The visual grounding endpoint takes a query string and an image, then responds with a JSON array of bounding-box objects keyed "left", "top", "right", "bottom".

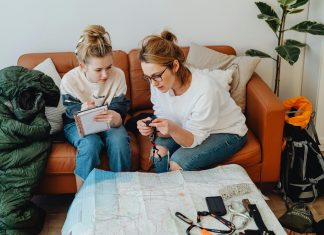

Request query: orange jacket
[{"left": 283, "top": 96, "right": 312, "bottom": 129}]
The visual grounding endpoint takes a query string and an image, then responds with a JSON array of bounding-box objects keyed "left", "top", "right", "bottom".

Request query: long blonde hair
[
  {"left": 139, "top": 31, "right": 190, "bottom": 85},
  {"left": 75, "top": 25, "right": 112, "bottom": 64}
]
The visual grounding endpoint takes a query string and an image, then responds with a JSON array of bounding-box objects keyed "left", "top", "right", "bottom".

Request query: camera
[{"left": 144, "top": 115, "right": 156, "bottom": 127}]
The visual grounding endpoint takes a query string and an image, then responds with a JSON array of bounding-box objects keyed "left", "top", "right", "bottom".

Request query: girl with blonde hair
[{"left": 61, "top": 25, "right": 131, "bottom": 191}]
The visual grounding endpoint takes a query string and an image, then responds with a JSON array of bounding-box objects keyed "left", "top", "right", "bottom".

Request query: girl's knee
[
  {"left": 78, "top": 136, "right": 103, "bottom": 153},
  {"left": 106, "top": 127, "right": 129, "bottom": 145},
  {"left": 109, "top": 126, "right": 127, "bottom": 136}
]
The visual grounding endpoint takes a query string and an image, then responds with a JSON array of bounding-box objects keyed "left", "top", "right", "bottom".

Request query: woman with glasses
[
  {"left": 60, "top": 25, "right": 131, "bottom": 191},
  {"left": 137, "top": 31, "right": 248, "bottom": 173}
]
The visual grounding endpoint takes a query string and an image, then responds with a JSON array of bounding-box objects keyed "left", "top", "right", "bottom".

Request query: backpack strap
[
  {"left": 309, "top": 148, "right": 324, "bottom": 184},
  {"left": 308, "top": 143, "right": 324, "bottom": 172},
  {"left": 308, "top": 113, "right": 321, "bottom": 146},
  {"left": 289, "top": 182, "right": 318, "bottom": 202},
  {"left": 282, "top": 137, "right": 293, "bottom": 200},
  {"left": 310, "top": 175, "right": 324, "bottom": 184},
  {"left": 293, "top": 141, "right": 308, "bottom": 180},
  {"left": 299, "top": 189, "right": 318, "bottom": 201}
]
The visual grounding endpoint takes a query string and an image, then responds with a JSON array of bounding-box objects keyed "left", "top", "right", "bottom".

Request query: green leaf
[
  {"left": 285, "top": 39, "right": 306, "bottom": 47},
  {"left": 278, "top": 0, "right": 297, "bottom": 6},
  {"left": 257, "top": 14, "right": 280, "bottom": 23},
  {"left": 245, "top": 49, "right": 272, "bottom": 58},
  {"left": 246, "top": 49, "right": 273, "bottom": 58},
  {"left": 289, "top": 0, "right": 309, "bottom": 9},
  {"left": 255, "top": 2, "right": 280, "bottom": 33},
  {"left": 275, "top": 45, "right": 300, "bottom": 65},
  {"left": 288, "top": 8, "right": 304, "bottom": 14},
  {"left": 290, "top": 21, "right": 324, "bottom": 35}
]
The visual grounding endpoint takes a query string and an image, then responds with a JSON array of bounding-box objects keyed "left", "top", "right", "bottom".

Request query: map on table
[{"left": 62, "top": 164, "right": 286, "bottom": 235}]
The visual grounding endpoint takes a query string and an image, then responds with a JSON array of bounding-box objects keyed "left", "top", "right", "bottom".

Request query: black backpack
[{"left": 278, "top": 118, "right": 324, "bottom": 203}]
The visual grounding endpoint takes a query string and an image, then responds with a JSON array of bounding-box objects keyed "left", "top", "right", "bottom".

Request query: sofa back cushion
[
  {"left": 128, "top": 46, "right": 236, "bottom": 113},
  {"left": 17, "top": 51, "right": 131, "bottom": 98},
  {"left": 18, "top": 52, "right": 79, "bottom": 77}
]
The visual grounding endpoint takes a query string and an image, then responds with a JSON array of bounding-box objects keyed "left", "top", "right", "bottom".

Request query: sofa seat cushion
[
  {"left": 46, "top": 143, "right": 77, "bottom": 174},
  {"left": 222, "top": 130, "right": 260, "bottom": 166},
  {"left": 137, "top": 129, "right": 260, "bottom": 171},
  {"left": 45, "top": 131, "right": 139, "bottom": 175}
]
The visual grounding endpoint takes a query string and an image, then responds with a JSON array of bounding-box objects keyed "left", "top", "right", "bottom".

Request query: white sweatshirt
[
  {"left": 60, "top": 66, "right": 126, "bottom": 106},
  {"left": 151, "top": 69, "right": 248, "bottom": 148}
]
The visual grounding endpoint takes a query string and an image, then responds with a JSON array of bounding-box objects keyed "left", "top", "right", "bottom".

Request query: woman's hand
[
  {"left": 81, "top": 100, "right": 96, "bottom": 111},
  {"left": 137, "top": 117, "right": 154, "bottom": 136},
  {"left": 150, "top": 118, "right": 194, "bottom": 147},
  {"left": 94, "top": 109, "right": 122, "bottom": 127},
  {"left": 149, "top": 118, "right": 176, "bottom": 136}
]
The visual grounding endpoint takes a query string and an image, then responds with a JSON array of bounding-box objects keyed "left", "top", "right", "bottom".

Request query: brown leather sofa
[{"left": 17, "top": 46, "right": 285, "bottom": 194}]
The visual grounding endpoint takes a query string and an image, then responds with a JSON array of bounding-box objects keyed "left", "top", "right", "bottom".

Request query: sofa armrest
[{"left": 245, "top": 73, "right": 285, "bottom": 182}]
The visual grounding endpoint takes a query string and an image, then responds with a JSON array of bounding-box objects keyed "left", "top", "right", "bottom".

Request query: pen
[{"left": 65, "top": 100, "right": 81, "bottom": 104}]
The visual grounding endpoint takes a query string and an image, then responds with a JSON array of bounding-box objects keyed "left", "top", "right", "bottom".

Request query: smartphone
[{"left": 205, "top": 196, "right": 227, "bottom": 216}]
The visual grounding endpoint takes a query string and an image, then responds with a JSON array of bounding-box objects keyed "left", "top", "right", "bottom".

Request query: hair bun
[
  {"left": 161, "top": 31, "right": 177, "bottom": 43},
  {"left": 75, "top": 24, "right": 112, "bottom": 63},
  {"left": 90, "top": 32, "right": 99, "bottom": 37},
  {"left": 84, "top": 25, "right": 106, "bottom": 39}
]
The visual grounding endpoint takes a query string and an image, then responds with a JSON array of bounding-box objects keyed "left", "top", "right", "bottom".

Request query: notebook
[{"left": 74, "top": 105, "right": 110, "bottom": 137}]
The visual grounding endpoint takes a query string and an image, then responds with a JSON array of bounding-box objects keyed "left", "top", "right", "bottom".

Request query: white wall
[
  {"left": 302, "top": 0, "right": 324, "bottom": 149},
  {"left": 0, "top": 0, "right": 309, "bottom": 98}
]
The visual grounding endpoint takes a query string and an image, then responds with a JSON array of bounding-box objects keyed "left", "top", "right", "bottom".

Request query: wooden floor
[
  {"left": 32, "top": 185, "right": 324, "bottom": 235},
  {"left": 260, "top": 185, "right": 324, "bottom": 235},
  {"left": 32, "top": 194, "right": 73, "bottom": 235}
]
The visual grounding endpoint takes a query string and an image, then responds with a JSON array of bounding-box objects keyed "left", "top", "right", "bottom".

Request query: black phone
[{"left": 205, "top": 196, "right": 227, "bottom": 216}]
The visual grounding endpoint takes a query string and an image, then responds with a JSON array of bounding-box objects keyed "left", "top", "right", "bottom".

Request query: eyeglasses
[{"left": 142, "top": 67, "right": 168, "bottom": 83}]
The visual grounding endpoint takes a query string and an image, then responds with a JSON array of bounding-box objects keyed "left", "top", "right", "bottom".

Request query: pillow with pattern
[{"left": 187, "top": 42, "right": 260, "bottom": 113}]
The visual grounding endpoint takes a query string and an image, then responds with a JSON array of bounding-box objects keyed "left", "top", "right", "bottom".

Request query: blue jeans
[
  {"left": 64, "top": 122, "right": 131, "bottom": 181},
  {"left": 151, "top": 133, "right": 247, "bottom": 173}
]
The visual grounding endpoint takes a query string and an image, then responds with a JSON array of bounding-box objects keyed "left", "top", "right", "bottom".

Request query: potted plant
[{"left": 246, "top": 0, "right": 324, "bottom": 96}]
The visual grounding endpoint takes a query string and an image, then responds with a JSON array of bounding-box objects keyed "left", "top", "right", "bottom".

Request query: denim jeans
[
  {"left": 64, "top": 122, "right": 131, "bottom": 181},
  {"left": 151, "top": 133, "right": 247, "bottom": 173}
]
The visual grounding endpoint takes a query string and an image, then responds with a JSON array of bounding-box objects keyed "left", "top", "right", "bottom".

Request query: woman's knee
[
  {"left": 169, "top": 161, "right": 182, "bottom": 171},
  {"left": 154, "top": 145, "right": 169, "bottom": 157},
  {"left": 170, "top": 151, "right": 197, "bottom": 171}
]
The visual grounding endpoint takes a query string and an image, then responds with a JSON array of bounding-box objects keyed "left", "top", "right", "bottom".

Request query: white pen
[{"left": 65, "top": 100, "right": 81, "bottom": 104}]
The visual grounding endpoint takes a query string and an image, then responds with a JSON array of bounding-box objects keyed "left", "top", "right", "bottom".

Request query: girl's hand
[
  {"left": 137, "top": 117, "right": 154, "bottom": 136},
  {"left": 94, "top": 110, "right": 121, "bottom": 127},
  {"left": 81, "top": 100, "right": 96, "bottom": 111},
  {"left": 150, "top": 118, "right": 176, "bottom": 136}
]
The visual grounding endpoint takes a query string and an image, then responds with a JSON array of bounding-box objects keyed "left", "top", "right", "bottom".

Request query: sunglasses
[{"left": 142, "top": 67, "right": 168, "bottom": 83}]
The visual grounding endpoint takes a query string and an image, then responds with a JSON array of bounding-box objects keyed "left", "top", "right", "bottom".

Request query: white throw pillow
[
  {"left": 34, "top": 58, "right": 65, "bottom": 134},
  {"left": 188, "top": 66, "right": 234, "bottom": 91},
  {"left": 187, "top": 42, "right": 260, "bottom": 113}
]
